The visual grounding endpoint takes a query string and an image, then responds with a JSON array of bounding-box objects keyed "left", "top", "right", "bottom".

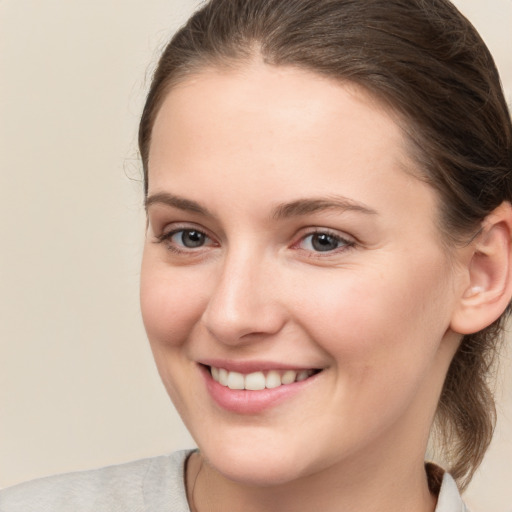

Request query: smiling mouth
[{"left": 208, "top": 366, "right": 321, "bottom": 391}]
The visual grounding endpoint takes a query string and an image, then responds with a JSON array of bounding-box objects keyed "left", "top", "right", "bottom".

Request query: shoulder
[{"left": 0, "top": 450, "right": 193, "bottom": 512}]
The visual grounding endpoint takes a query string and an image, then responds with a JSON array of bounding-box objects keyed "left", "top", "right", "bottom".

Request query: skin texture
[{"left": 140, "top": 61, "right": 472, "bottom": 512}]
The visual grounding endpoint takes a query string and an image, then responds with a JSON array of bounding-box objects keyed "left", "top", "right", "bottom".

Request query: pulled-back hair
[{"left": 139, "top": 0, "right": 512, "bottom": 490}]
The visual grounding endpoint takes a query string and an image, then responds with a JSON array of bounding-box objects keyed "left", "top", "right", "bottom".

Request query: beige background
[{"left": 0, "top": 0, "right": 511, "bottom": 510}]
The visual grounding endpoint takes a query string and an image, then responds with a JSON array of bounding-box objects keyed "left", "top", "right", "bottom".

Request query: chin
[
  {"left": 196, "top": 434, "right": 319, "bottom": 487},
  {"left": 207, "top": 454, "right": 304, "bottom": 487}
]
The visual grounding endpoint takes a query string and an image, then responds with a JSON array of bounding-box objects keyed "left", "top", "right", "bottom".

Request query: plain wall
[{"left": 0, "top": 1, "right": 511, "bottom": 510}]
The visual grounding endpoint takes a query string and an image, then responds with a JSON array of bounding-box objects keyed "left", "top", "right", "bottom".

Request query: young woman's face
[{"left": 141, "top": 63, "right": 464, "bottom": 485}]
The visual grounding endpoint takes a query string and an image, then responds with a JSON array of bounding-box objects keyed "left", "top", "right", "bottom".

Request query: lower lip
[{"left": 200, "top": 365, "right": 320, "bottom": 414}]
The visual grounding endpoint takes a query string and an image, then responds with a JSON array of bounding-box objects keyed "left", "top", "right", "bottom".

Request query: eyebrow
[
  {"left": 145, "top": 192, "right": 212, "bottom": 216},
  {"left": 145, "top": 192, "right": 377, "bottom": 219},
  {"left": 272, "top": 196, "right": 378, "bottom": 219}
]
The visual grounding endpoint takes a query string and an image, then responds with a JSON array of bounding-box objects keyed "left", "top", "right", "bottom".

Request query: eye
[
  {"left": 171, "top": 229, "right": 208, "bottom": 248},
  {"left": 298, "top": 231, "right": 354, "bottom": 253},
  {"left": 156, "top": 227, "right": 216, "bottom": 252}
]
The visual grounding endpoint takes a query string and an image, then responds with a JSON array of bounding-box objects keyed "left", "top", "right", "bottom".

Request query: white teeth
[
  {"left": 210, "top": 367, "right": 316, "bottom": 390},
  {"left": 245, "top": 372, "right": 266, "bottom": 391},
  {"left": 218, "top": 368, "right": 229, "bottom": 386},
  {"left": 281, "top": 370, "right": 297, "bottom": 385},
  {"left": 227, "top": 371, "right": 245, "bottom": 390},
  {"left": 265, "top": 370, "right": 282, "bottom": 389}
]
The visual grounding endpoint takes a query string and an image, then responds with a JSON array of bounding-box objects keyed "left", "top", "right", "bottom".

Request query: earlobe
[{"left": 450, "top": 202, "right": 512, "bottom": 335}]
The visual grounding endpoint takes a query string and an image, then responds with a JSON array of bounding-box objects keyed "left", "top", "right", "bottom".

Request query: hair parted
[{"left": 139, "top": 0, "right": 512, "bottom": 490}]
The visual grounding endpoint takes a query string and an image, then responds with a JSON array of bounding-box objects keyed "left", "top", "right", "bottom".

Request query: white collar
[{"left": 435, "top": 472, "right": 469, "bottom": 512}]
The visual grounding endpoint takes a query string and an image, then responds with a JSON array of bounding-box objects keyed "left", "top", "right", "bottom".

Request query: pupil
[
  {"left": 312, "top": 233, "right": 338, "bottom": 252},
  {"left": 182, "top": 230, "right": 204, "bottom": 248}
]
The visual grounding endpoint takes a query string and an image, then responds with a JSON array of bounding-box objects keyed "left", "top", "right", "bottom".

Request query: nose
[{"left": 201, "top": 249, "right": 287, "bottom": 346}]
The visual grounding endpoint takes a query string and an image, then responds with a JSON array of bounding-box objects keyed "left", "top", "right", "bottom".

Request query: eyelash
[{"left": 154, "top": 226, "right": 356, "bottom": 257}]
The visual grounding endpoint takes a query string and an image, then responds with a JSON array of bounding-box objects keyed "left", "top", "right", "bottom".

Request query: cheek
[
  {"left": 139, "top": 253, "right": 212, "bottom": 418},
  {"left": 293, "top": 268, "right": 454, "bottom": 440},
  {"left": 140, "top": 252, "right": 208, "bottom": 348},
  {"left": 295, "top": 259, "right": 454, "bottom": 382}
]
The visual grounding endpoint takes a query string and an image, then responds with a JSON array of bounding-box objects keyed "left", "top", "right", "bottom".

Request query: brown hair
[{"left": 139, "top": 0, "right": 512, "bottom": 490}]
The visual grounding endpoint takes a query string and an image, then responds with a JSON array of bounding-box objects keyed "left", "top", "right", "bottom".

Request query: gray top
[{"left": 0, "top": 450, "right": 469, "bottom": 511}]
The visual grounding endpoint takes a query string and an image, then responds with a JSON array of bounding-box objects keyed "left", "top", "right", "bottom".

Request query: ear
[{"left": 450, "top": 201, "right": 512, "bottom": 335}]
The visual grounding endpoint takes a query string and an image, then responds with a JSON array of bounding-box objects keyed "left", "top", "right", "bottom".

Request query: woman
[{"left": 2, "top": 0, "right": 511, "bottom": 510}]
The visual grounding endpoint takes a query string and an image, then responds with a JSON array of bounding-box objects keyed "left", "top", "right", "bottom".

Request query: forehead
[
  {"left": 151, "top": 62, "right": 411, "bottom": 167},
  {"left": 152, "top": 62, "right": 400, "bottom": 143},
  {"left": 147, "top": 61, "right": 436, "bottom": 225}
]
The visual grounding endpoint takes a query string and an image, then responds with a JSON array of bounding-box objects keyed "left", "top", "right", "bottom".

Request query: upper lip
[{"left": 198, "top": 359, "right": 323, "bottom": 374}]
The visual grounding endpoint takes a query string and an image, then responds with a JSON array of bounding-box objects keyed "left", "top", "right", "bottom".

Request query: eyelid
[{"left": 153, "top": 220, "right": 209, "bottom": 238}]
